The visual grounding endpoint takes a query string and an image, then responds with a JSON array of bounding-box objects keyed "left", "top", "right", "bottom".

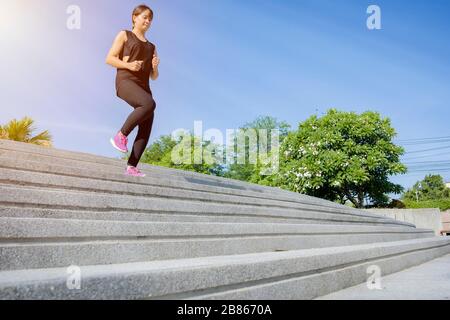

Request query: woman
[{"left": 105, "top": 4, "right": 160, "bottom": 177}]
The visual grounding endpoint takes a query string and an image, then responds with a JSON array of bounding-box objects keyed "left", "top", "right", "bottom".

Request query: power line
[
  {"left": 404, "top": 160, "right": 450, "bottom": 165},
  {"left": 394, "top": 135, "right": 450, "bottom": 143},
  {"left": 401, "top": 171, "right": 450, "bottom": 177},
  {"left": 408, "top": 168, "right": 450, "bottom": 172},
  {"left": 407, "top": 163, "right": 450, "bottom": 168},
  {"left": 404, "top": 145, "right": 450, "bottom": 154},
  {"left": 401, "top": 151, "right": 450, "bottom": 161},
  {"left": 400, "top": 139, "right": 450, "bottom": 146}
]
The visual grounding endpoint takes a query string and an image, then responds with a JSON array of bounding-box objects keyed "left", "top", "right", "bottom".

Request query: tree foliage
[
  {"left": 0, "top": 117, "right": 52, "bottom": 147},
  {"left": 133, "top": 134, "right": 225, "bottom": 176},
  {"left": 402, "top": 174, "right": 450, "bottom": 201},
  {"left": 272, "top": 109, "right": 406, "bottom": 208},
  {"left": 224, "top": 115, "right": 290, "bottom": 182}
]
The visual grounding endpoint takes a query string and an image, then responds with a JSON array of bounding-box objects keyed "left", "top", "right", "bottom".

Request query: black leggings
[{"left": 117, "top": 80, "right": 157, "bottom": 167}]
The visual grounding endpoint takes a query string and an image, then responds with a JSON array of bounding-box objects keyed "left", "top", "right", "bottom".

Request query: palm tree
[
  {"left": 0, "top": 126, "right": 7, "bottom": 140},
  {"left": 0, "top": 117, "right": 52, "bottom": 147}
]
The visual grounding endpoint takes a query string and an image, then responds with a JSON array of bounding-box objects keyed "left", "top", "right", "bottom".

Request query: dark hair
[{"left": 132, "top": 4, "right": 153, "bottom": 29}]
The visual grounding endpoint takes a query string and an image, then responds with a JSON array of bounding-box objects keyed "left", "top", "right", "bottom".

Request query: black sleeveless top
[{"left": 116, "top": 30, "right": 155, "bottom": 94}]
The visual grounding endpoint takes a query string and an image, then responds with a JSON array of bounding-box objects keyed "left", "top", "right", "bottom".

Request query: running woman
[{"left": 105, "top": 4, "right": 160, "bottom": 177}]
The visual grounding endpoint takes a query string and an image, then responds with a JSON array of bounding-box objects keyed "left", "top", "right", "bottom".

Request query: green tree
[
  {"left": 0, "top": 117, "right": 52, "bottom": 147},
  {"left": 271, "top": 109, "right": 406, "bottom": 208},
  {"left": 140, "top": 135, "right": 177, "bottom": 164},
  {"left": 224, "top": 115, "right": 290, "bottom": 182},
  {"left": 402, "top": 174, "right": 450, "bottom": 201},
  {"left": 126, "top": 134, "right": 225, "bottom": 176}
]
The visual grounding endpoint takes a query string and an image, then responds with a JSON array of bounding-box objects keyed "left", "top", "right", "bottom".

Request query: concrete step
[
  {"left": 316, "top": 253, "right": 450, "bottom": 300},
  {"left": 0, "top": 165, "right": 411, "bottom": 227},
  {"left": 0, "top": 217, "right": 433, "bottom": 271},
  {"left": 0, "top": 139, "right": 395, "bottom": 219},
  {"left": 1, "top": 156, "right": 394, "bottom": 224},
  {"left": 0, "top": 205, "right": 372, "bottom": 225},
  {"left": 0, "top": 152, "right": 387, "bottom": 222},
  {"left": 1, "top": 237, "right": 449, "bottom": 299},
  {"left": 2, "top": 217, "right": 425, "bottom": 239},
  {"left": 0, "top": 139, "right": 315, "bottom": 200},
  {"left": 0, "top": 165, "right": 395, "bottom": 224},
  {"left": 0, "top": 139, "right": 318, "bottom": 197},
  {"left": 1, "top": 139, "right": 446, "bottom": 300},
  {"left": 0, "top": 183, "right": 410, "bottom": 227}
]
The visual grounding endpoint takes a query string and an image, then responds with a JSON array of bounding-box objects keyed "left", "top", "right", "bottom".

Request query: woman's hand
[
  {"left": 152, "top": 52, "right": 160, "bottom": 69},
  {"left": 127, "top": 60, "right": 144, "bottom": 72}
]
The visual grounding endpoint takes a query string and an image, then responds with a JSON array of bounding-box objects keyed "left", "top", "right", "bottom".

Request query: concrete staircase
[{"left": 0, "top": 139, "right": 449, "bottom": 299}]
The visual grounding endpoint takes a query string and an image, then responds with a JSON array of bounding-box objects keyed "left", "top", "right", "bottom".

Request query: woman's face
[{"left": 134, "top": 9, "right": 152, "bottom": 31}]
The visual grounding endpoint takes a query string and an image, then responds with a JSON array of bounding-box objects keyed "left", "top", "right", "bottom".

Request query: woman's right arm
[{"left": 105, "top": 31, "right": 130, "bottom": 69}]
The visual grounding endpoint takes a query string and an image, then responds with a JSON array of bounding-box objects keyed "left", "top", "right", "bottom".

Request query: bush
[
  {"left": 388, "top": 199, "right": 406, "bottom": 209},
  {"left": 403, "top": 198, "right": 450, "bottom": 211}
]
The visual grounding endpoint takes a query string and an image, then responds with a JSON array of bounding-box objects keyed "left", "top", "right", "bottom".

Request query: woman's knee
[{"left": 143, "top": 97, "right": 156, "bottom": 114}]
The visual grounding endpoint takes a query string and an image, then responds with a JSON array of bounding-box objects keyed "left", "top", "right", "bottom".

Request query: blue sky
[{"left": 0, "top": 0, "right": 449, "bottom": 193}]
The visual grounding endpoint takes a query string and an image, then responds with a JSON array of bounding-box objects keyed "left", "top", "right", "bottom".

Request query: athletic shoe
[
  {"left": 125, "top": 166, "right": 146, "bottom": 177},
  {"left": 110, "top": 131, "right": 128, "bottom": 153}
]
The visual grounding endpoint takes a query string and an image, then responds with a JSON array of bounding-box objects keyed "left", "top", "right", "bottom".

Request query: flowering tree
[{"left": 276, "top": 109, "right": 406, "bottom": 208}]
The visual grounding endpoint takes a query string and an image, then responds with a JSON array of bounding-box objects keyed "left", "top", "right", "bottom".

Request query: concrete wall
[
  {"left": 367, "top": 208, "right": 444, "bottom": 236},
  {"left": 442, "top": 210, "right": 450, "bottom": 234}
]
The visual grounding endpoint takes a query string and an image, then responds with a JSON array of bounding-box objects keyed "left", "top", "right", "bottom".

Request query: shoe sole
[
  {"left": 124, "top": 172, "right": 146, "bottom": 177},
  {"left": 110, "top": 138, "right": 128, "bottom": 153}
]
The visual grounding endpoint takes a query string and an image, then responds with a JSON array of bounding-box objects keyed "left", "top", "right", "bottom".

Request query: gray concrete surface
[
  {"left": 368, "top": 208, "right": 443, "bottom": 235},
  {"left": 1, "top": 237, "right": 449, "bottom": 299},
  {"left": 0, "top": 138, "right": 406, "bottom": 216},
  {"left": 0, "top": 183, "right": 409, "bottom": 227},
  {"left": 442, "top": 211, "right": 450, "bottom": 234},
  {"left": 317, "top": 253, "right": 450, "bottom": 300},
  {"left": 1, "top": 139, "right": 449, "bottom": 300},
  {"left": 0, "top": 152, "right": 390, "bottom": 222},
  {"left": 0, "top": 165, "right": 394, "bottom": 223}
]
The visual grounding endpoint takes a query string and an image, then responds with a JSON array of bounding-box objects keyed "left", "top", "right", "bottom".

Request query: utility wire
[
  {"left": 404, "top": 145, "right": 450, "bottom": 154},
  {"left": 394, "top": 135, "right": 450, "bottom": 143},
  {"left": 402, "top": 151, "right": 450, "bottom": 161},
  {"left": 408, "top": 168, "right": 450, "bottom": 172}
]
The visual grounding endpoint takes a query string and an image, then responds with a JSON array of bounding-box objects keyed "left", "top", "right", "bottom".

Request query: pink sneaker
[
  {"left": 110, "top": 131, "right": 128, "bottom": 153},
  {"left": 125, "top": 166, "right": 146, "bottom": 177}
]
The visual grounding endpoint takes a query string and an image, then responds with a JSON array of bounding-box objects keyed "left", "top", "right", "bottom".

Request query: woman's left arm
[{"left": 150, "top": 47, "right": 160, "bottom": 80}]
